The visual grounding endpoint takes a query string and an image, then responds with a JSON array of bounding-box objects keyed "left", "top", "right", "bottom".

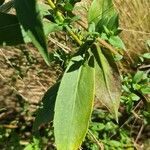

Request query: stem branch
[
  {"left": 47, "top": 0, "right": 82, "bottom": 46},
  {"left": 47, "top": 0, "right": 121, "bottom": 55}
]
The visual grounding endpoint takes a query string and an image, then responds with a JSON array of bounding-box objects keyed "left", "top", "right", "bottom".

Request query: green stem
[
  {"left": 47, "top": 0, "right": 121, "bottom": 55},
  {"left": 47, "top": 0, "right": 55, "bottom": 9},
  {"left": 65, "top": 26, "right": 82, "bottom": 46},
  {"left": 47, "top": 0, "right": 82, "bottom": 46}
]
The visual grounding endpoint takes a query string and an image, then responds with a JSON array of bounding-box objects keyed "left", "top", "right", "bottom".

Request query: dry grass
[{"left": 114, "top": 0, "right": 150, "bottom": 57}]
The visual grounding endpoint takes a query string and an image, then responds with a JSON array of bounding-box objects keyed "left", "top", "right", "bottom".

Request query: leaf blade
[
  {"left": 93, "top": 44, "right": 121, "bottom": 120},
  {"left": 0, "top": 13, "right": 60, "bottom": 46},
  {"left": 88, "top": 0, "right": 115, "bottom": 25},
  {"left": 33, "top": 82, "right": 60, "bottom": 131},
  {"left": 14, "top": 0, "right": 50, "bottom": 65},
  {"left": 54, "top": 55, "right": 95, "bottom": 150}
]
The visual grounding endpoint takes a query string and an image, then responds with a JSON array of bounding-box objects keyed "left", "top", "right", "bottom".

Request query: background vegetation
[{"left": 0, "top": 0, "right": 150, "bottom": 149}]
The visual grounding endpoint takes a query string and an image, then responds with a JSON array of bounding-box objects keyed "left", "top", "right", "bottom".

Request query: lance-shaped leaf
[
  {"left": 33, "top": 82, "right": 60, "bottom": 131},
  {"left": 0, "top": 12, "right": 61, "bottom": 45},
  {"left": 92, "top": 44, "right": 121, "bottom": 121},
  {"left": 54, "top": 54, "right": 95, "bottom": 150},
  {"left": 88, "top": 0, "right": 115, "bottom": 25},
  {"left": 14, "top": 0, "right": 50, "bottom": 65}
]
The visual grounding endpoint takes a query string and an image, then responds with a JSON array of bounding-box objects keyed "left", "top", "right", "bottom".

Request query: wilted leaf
[
  {"left": 54, "top": 54, "right": 95, "bottom": 150},
  {"left": 33, "top": 82, "right": 60, "bottom": 131},
  {"left": 92, "top": 43, "right": 121, "bottom": 121},
  {"left": 14, "top": 0, "right": 50, "bottom": 65}
]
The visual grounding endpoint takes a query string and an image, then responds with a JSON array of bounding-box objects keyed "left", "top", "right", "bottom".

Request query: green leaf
[
  {"left": 88, "top": 0, "right": 115, "bottom": 25},
  {"left": 33, "top": 82, "right": 59, "bottom": 131},
  {"left": 24, "top": 137, "right": 40, "bottom": 150},
  {"left": 64, "top": 2, "right": 74, "bottom": 12},
  {"left": 0, "top": 13, "right": 61, "bottom": 45},
  {"left": 54, "top": 54, "right": 95, "bottom": 150},
  {"left": 142, "top": 53, "right": 150, "bottom": 59},
  {"left": 88, "top": 22, "right": 96, "bottom": 33},
  {"left": 130, "top": 93, "right": 140, "bottom": 101},
  {"left": 133, "top": 71, "right": 144, "bottom": 83},
  {"left": 141, "top": 86, "right": 150, "bottom": 94},
  {"left": 23, "top": 21, "right": 62, "bottom": 43},
  {"left": 88, "top": 0, "right": 102, "bottom": 25},
  {"left": 109, "top": 140, "right": 122, "bottom": 147},
  {"left": 43, "top": 21, "right": 62, "bottom": 36},
  {"left": 14, "top": 0, "right": 50, "bottom": 65},
  {"left": 93, "top": 44, "right": 121, "bottom": 121},
  {"left": 0, "top": 12, "right": 24, "bottom": 45},
  {"left": 38, "top": 2, "right": 50, "bottom": 17},
  {"left": 88, "top": 0, "right": 120, "bottom": 35},
  {"left": 109, "top": 36, "right": 125, "bottom": 50},
  {"left": 107, "top": 14, "right": 119, "bottom": 33},
  {"left": 101, "top": 33, "right": 108, "bottom": 40}
]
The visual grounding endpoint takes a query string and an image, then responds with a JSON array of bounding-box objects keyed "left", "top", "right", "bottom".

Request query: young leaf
[
  {"left": 141, "top": 86, "right": 150, "bottom": 95},
  {"left": 14, "top": 0, "right": 50, "bottom": 65},
  {"left": 88, "top": 0, "right": 115, "bottom": 25},
  {"left": 33, "top": 82, "right": 60, "bottom": 131},
  {"left": 107, "top": 14, "right": 119, "bottom": 33},
  {"left": 43, "top": 21, "right": 62, "bottom": 36},
  {"left": 142, "top": 53, "right": 150, "bottom": 59},
  {"left": 133, "top": 71, "right": 145, "bottom": 83},
  {"left": 109, "top": 36, "right": 125, "bottom": 50},
  {"left": 54, "top": 54, "right": 95, "bottom": 150},
  {"left": 92, "top": 44, "right": 121, "bottom": 121}
]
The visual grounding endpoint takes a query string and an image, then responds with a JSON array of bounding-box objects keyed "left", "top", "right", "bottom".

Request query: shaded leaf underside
[{"left": 93, "top": 44, "right": 121, "bottom": 121}]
